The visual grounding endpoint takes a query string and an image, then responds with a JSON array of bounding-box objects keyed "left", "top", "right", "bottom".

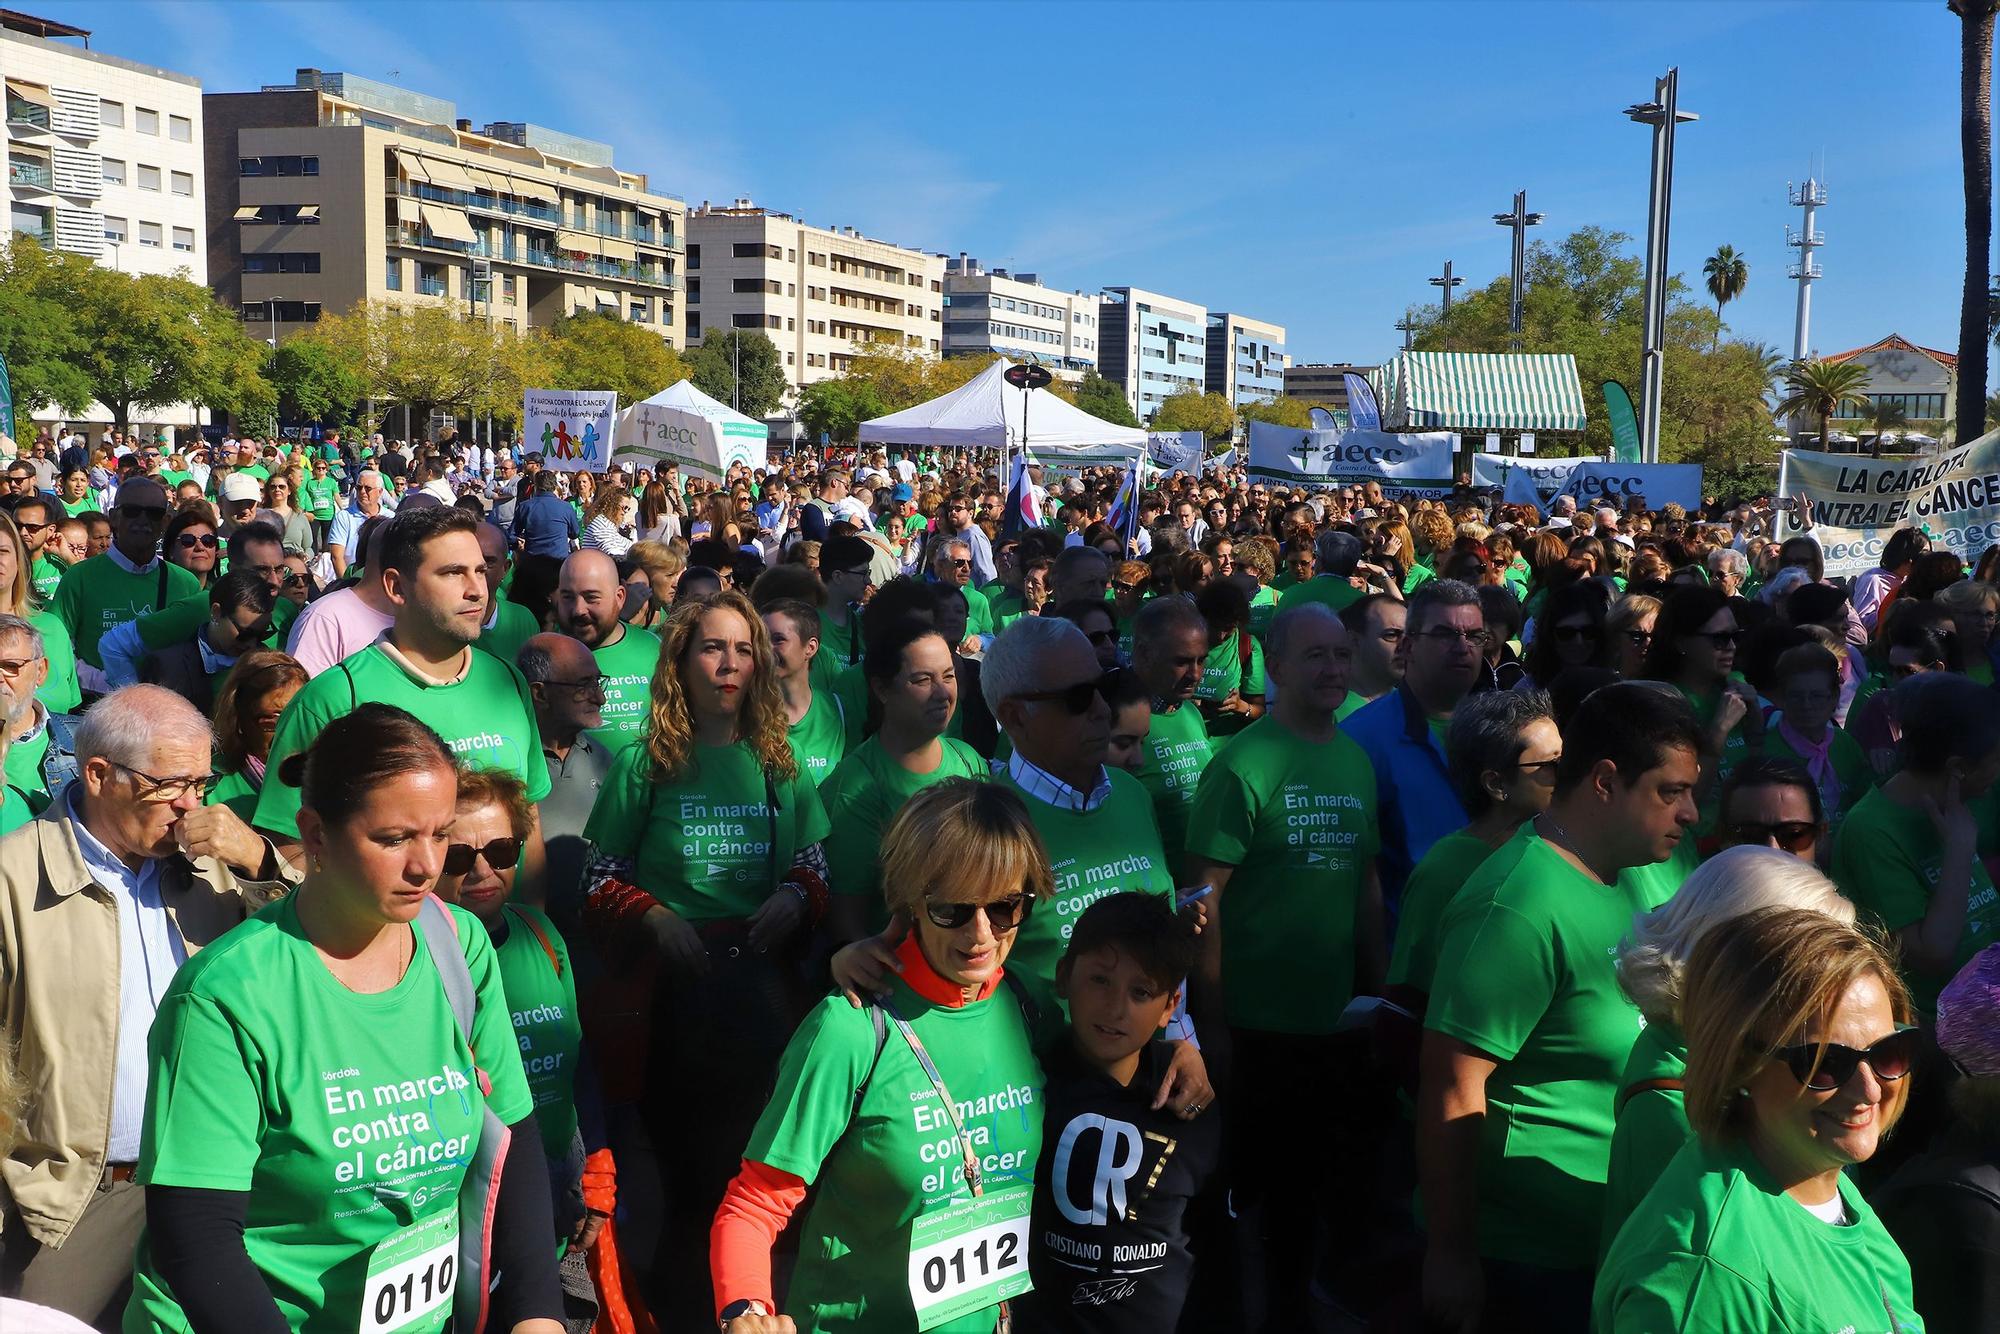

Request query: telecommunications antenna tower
[{"left": 1786, "top": 176, "right": 1826, "bottom": 363}]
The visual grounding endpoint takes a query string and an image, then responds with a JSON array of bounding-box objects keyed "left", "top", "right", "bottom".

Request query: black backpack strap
[
  {"left": 849, "top": 1000, "right": 890, "bottom": 1118},
  {"left": 155, "top": 559, "right": 170, "bottom": 612}
]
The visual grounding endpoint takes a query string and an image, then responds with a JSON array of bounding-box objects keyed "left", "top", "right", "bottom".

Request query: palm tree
[
  {"left": 1775, "top": 359, "right": 1873, "bottom": 450},
  {"left": 1702, "top": 245, "right": 1750, "bottom": 350},
  {"left": 1855, "top": 399, "right": 1910, "bottom": 454},
  {"left": 1952, "top": 0, "right": 1998, "bottom": 438}
]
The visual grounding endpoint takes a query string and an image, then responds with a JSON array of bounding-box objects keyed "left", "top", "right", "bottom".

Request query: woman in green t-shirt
[
  {"left": 1602, "top": 846, "right": 1855, "bottom": 1254},
  {"left": 823, "top": 619, "right": 990, "bottom": 943},
  {"left": 1594, "top": 908, "right": 1923, "bottom": 1331},
  {"left": 207, "top": 649, "right": 307, "bottom": 823},
  {"left": 127, "top": 703, "right": 563, "bottom": 1334},
  {"left": 710, "top": 779, "right": 1050, "bottom": 1334},
  {"left": 1645, "top": 585, "right": 1761, "bottom": 833}
]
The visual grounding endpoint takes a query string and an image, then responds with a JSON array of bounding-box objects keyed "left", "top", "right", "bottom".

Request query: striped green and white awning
[{"left": 1370, "top": 352, "right": 1588, "bottom": 432}]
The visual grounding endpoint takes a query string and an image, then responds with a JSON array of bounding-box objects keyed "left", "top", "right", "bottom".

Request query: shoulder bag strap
[
  {"left": 156, "top": 558, "right": 170, "bottom": 612},
  {"left": 1617, "top": 1076, "right": 1685, "bottom": 1117},
  {"left": 882, "top": 999, "right": 985, "bottom": 1198},
  {"left": 417, "top": 894, "right": 475, "bottom": 1043},
  {"left": 506, "top": 903, "right": 563, "bottom": 977}
]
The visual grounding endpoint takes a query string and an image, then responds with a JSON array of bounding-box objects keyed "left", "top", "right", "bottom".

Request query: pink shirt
[{"left": 284, "top": 586, "right": 396, "bottom": 677}]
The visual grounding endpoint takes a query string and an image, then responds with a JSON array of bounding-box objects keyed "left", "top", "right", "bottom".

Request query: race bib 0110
[
  {"left": 906, "top": 1188, "right": 1033, "bottom": 1331},
  {"left": 361, "top": 1210, "right": 457, "bottom": 1334}
]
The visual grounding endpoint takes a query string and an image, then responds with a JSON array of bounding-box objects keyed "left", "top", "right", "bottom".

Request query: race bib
[
  {"left": 361, "top": 1211, "right": 457, "bottom": 1334},
  {"left": 906, "top": 1188, "right": 1033, "bottom": 1331}
]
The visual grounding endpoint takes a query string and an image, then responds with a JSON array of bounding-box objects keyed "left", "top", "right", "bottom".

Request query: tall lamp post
[
  {"left": 1428, "top": 260, "right": 1463, "bottom": 314},
  {"left": 1492, "top": 190, "right": 1544, "bottom": 351},
  {"left": 1626, "top": 68, "right": 1698, "bottom": 464}
]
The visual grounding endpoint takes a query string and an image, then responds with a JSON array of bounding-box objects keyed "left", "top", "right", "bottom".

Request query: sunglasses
[
  {"left": 119, "top": 504, "right": 168, "bottom": 521},
  {"left": 1770, "top": 1025, "right": 1919, "bottom": 1092},
  {"left": 1693, "top": 630, "right": 1742, "bottom": 647},
  {"left": 176, "top": 532, "right": 219, "bottom": 549},
  {"left": 1552, "top": 623, "right": 1597, "bottom": 643},
  {"left": 1015, "top": 673, "right": 1108, "bottom": 714},
  {"left": 442, "top": 836, "right": 524, "bottom": 876},
  {"left": 1113, "top": 581, "right": 1143, "bottom": 594},
  {"left": 1725, "top": 820, "right": 1819, "bottom": 854},
  {"left": 923, "top": 892, "right": 1033, "bottom": 933},
  {"left": 1083, "top": 628, "right": 1117, "bottom": 646}
]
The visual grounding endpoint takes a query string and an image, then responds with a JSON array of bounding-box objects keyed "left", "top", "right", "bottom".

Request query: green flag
[{"left": 1604, "top": 380, "right": 1641, "bottom": 463}]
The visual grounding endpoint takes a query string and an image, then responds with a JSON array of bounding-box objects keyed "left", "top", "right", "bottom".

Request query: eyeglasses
[
  {"left": 1014, "top": 672, "right": 1109, "bottom": 715},
  {"left": 923, "top": 892, "right": 1033, "bottom": 932},
  {"left": 1551, "top": 623, "right": 1597, "bottom": 643},
  {"left": 1725, "top": 819, "right": 1820, "bottom": 854},
  {"left": 833, "top": 566, "right": 872, "bottom": 579},
  {"left": 118, "top": 504, "right": 168, "bottom": 521},
  {"left": 176, "top": 532, "right": 219, "bottom": 550},
  {"left": 1113, "top": 581, "right": 1143, "bottom": 594},
  {"left": 443, "top": 836, "right": 525, "bottom": 876},
  {"left": 110, "top": 761, "right": 218, "bottom": 803},
  {"left": 1419, "top": 627, "right": 1492, "bottom": 649},
  {"left": 1769, "top": 1025, "right": 1919, "bottom": 1092},
  {"left": 0, "top": 656, "right": 36, "bottom": 679},
  {"left": 544, "top": 673, "right": 609, "bottom": 698},
  {"left": 1890, "top": 660, "right": 1942, "bottom": 678},
  {"left": 946, "top": 557, "right": 972, "bottom": 568},
  {"left": 15, "top": 520, "right": 52, "bottom": 535},
  {"left": 1083, "top": 628, "right": 1117, "bottom": 646},
  {"left": 1515, "top": 758, "right": 1561, "bottom": 776}
]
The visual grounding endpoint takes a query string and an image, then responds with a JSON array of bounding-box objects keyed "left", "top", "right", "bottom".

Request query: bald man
[
  {"left": 554, "top": 549, "right": 660, "bottom": 749},
  {"left": 475, "top": 521, "right": 539, "bottom": 665},
  {"left": 51, "top": 476, "right": 202, "bottom": 679}
]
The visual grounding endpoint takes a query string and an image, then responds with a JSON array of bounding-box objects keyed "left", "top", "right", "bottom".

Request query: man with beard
[{"left": 554, "top": 549, "right": 659, "bottom": 751}]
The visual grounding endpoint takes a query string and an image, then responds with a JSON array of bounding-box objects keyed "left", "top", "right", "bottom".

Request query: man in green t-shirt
[
  {"left": 763, "top": 599, "right": 845, "bottom": 785},
  {"left": 12, "top": 495, "right": 63, "bottom": 604},
  {"left": 256, "top": 506, "right": 551, "bottom": 890},
  {"left": 1275, "top": 530, "right": 1401, "bottom": 616},
  {"left": 1128, "top": 595, "right": 1215, "bottom": 870},
  {"left": 1183, "top": 602, "right": 1380, "bottom": 1329},
  {"left": 553, "top": 550, "right": 659, "bottom": 750},
  {"left": 474, "top": 520, "right": 539, "bottom": 665},
  {"left": 51, "top": 475, "right": 201, "bottom": 676},
  {"left": 1418, "top": 683, "right": 1702, "bottom": 1329}
]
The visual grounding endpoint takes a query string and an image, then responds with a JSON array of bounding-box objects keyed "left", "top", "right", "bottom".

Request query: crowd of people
[{"left": 2, "top": 420, "right": 1999, "bottom": 1334}]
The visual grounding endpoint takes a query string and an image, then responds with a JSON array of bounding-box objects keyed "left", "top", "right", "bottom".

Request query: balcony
[
  {"left": 9, "top": 159, "right": 51, "bottom": 189},
  {"left": 5, "top": 97, "right": 49, "bottom": 132},
  {"left": 11, "top": 223, "right": 52, "bottom": 247},
  {"left": 400, "top": 180, "right": 562, "bottom": 227},
  {"left": 418, "top": 276, "right": 448, "bottom": 297},
  {"left": 386, "top": 223, "right": 681, "bottom": 289}
]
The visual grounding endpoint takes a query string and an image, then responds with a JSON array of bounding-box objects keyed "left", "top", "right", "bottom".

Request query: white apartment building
[
  {"left": 941, "top": 254, "right": 1097, "bottom": 381},
  {"left": 1098, "top": 286, "right": 1208, "bottom": 422},
  {"left": 686, "top": 199, "right": 945, "bottom": 397},
  {"left": 4, "top": 11, "right": 207, "bottom": 432}
]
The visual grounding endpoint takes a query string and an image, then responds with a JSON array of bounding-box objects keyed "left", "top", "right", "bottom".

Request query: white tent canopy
[
  {"left": 858, "top": 359, "right": 1147, "bottom": 457},
  {"left": 611, "top": 379, "right": 769, "bottom": 480}
]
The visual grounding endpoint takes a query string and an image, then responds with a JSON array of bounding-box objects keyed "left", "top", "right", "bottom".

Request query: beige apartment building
[
  {"left": 686, "top": 199, "right": 945, "bottom": 394},
  {"left": 203, "top": 70, "right": 685, "bottom": 344}
]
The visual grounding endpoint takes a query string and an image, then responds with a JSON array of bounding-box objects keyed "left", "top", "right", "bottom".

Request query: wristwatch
[{"left": 718, "top": 1298, "right": 768, "bottom": 1330}]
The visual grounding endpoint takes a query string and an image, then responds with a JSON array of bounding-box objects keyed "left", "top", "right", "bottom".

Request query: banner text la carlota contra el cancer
[
  {"left": 1780, "top": 431, "right": 2000, "bottom": 576},
  {"left": 523, "top": 389, "right": 619, "bottom": 473}
]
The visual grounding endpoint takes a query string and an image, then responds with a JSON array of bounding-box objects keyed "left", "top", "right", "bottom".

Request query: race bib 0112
[
  {"left": 361, "top": 1210, "right": 457, "bottom": 1334},
  {"left": 906, "top": 1188, "right": 1033, "bottom": 1331}
]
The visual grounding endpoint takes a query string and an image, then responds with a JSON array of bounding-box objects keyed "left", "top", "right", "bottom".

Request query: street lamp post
[
  {"left": 1428, "top": 261, "right": 1463, "bottom": 314},
  {"left": 1491, "top": 190, "right": 1544, "bottom": 352},
  {"left": 1626, "top": 68, "right": 1699, "bottom": 464}
]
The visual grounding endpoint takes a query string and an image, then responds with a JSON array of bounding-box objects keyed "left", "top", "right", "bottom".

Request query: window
[
  {"left": 135, "top": 107, "right": 159, "bottom": 136},
  {"left": 239, "top": 156, "right": 319, "bottom": 178},
  {"left": 687, "top": 313, "right": 701, "bottom": 338},
  {"left": 731, "top": 313, "right": 761, "bottom": 329},
  {"left": 170, "top": 170, "right": 192, "bottom": 197},
  {"left": 243, "top": 253, "right": 321, "bottom": 274},
  {"left": 138, "top": 221, "right": 162, "bottom": 248},
  {"left": 686, "top": 243, "right": 700, "bottom": 269},
  {"left": 384, "top": 255, "right": 401, "bottom": 290},
  {"left": 501, "top": 273, "right": 517, "bottom": 302},
  {"left": 137, "top": 164, "right": 160, "bottom": 192},
  {"left": 732, "top": 242, "right": 763, "bottom": 259},
  {"left": 629, "top": 302, "right": 647, "bottom": 322},
  {"left": 786, "top": 282, "right": 795, "bottom": 297},
  {"left": 238, "top": 205, "right": 320, "bottom": 226},
  {"left": 766, "top": 315, "right": 781, "bottom": 329},
  {"left": 687, "top": 276, "right": 700, "bottom": 303},
  {"left": 102, "top": 215, "right": 126, "bottom": 242},
  {"left": 786, "top": 352, "right": 795, "bottom": 365},
  {"left": 786, "top": 317, "right": 795, "bottom": 331},
  {"left": 99, "top": 99, "right": 123, "bottom": 128},
  {"left": 787, "top": 248, "right": 795, "bottom": 261},
  {"left": 101, "top": 158, "right": 124, "bottom": 185},
  {"left": 172, "top": 226, "right": 193, "bottom": 252},
  {"left": 168, "top": 115, "right": 192, "bottom": 143}
]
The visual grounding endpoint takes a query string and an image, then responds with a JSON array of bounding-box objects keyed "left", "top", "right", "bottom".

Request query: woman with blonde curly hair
[{"left": 579, "top": 587, "right": 832, "bottom": 1327}]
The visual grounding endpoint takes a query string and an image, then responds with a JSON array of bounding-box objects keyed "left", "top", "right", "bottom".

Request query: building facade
[
  {"left": 1205, "top": 312, "right": 1286, "bottom": 407},
  {"left": 1097, "top": 286, "right": 1207, "bottom": 423},
  {"left": 941, "top": 255, "right": 1096, "bottom": 379},
  {"left": 1823, "top": 333, "right": 1956, "bottom": 433},
  {"left": 685, "top": 199, "right": 944, "bottom": 395},
  {"left": 1283, "top": 362, "right": 1374, "bottom": 412},
  {"left": 203, "top": 69, "right": 686, "bottom": 346}
]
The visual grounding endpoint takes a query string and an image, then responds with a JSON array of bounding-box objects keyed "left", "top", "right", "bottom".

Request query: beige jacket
[{"left": 0, "top": 809, "right": 291, "bottom": 1247}]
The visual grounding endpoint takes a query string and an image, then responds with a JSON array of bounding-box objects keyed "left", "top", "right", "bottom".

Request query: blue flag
[{"left": 1344, "top": 374, "right": 1382, "bottom": 430}]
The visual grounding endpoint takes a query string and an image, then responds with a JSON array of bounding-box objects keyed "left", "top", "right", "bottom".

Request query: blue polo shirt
[
  {"left": 1343, "top": 683, "right": 1467, "bottom": 914},
  {"left": 512, "top": 491, "right": 581, "bottom": 558}
]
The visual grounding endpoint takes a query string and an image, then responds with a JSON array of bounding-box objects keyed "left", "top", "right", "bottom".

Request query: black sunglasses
[
  {"left": 1693, "top": 629, "right": 1742, "bottom": 647},
  {"left": 119, "top": 504, "right": 168, "bottom": 521},
  {"left": 1552, "top": 623, "right": 1597, "bottom": 642},
  {"left": 1015, "top": 672, "right": 1109, "bottom": 715},
  {"left": 443, "top": 836, "right": 524, "bottom": 876},
  {"left": 923, "top": 892, "right": 1033, "bottom": 933},
  {"left": 1725, "top": 820, "right": 1820, "bottom": 854},
  {"left": 176, "top": 532, "right": 218, "bottom": 549},
  {"left": 1770, "top": 1026, "right": 1919, "bottom": 1092}
]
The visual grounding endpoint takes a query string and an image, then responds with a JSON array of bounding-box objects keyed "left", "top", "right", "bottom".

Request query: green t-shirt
[
  {"left": 1193, "top": 633, "right": 1266, "bottom": 737},
  {"left": 582, "top": 740, "right": 830, "bottom": 922},
  {"left": 489, "top": 904, "right": 583, "bottom": 1162},
  {"left": 996, "top": 768, "right": 1174, "bottom": 1025},
  {"left": 1425, "top": 826, "right": 1685, "bottom": 1269},
  {"left": 787, "top": 689, "right": 849, "bottom": 788},
  {"left": 961, "top": 585, "right": 995, "bottom": 639},
  {"left": 815, "top": 608, "right": 866, "bottom": 685},
  {"left": 743, "top": 979, "right": 1043, "bottom": 1333},
  {"left": 61, "top": 495, "right": 96, "bottom": 518},
  {"left": 132, "top": 586, "right": 301, "bottom": 655},
  {"left": 0, "top": 783, "right": 28, "bottom": 835},
  {"left": 29, "top": 608, "right": 80, "bottom": 713},
  {"left": 3, "top": 725, "right": 47, "bottom": 810},
  {"left": 1593, "top": 1136, "right": 1923, "bottom": 1333},
  {"left": 1333, "top": 689, "right": 1370, "bottom": 725},
  {"left": 127, "top": 896, "right": 532, "bottom": 1334},
  {"left": 475, "top": 600, "right": 540, "bottom": 670},
  {"left": 1247, "top": 583, "right": 1278, "bottom": 642},
  {"left": 588, "top": 623, "right": 661, "bottom": 751},
  {"left": 208, "top": 767, "right": 261, "bottom": 824},
  {"left": 1385, "top": 831, "right": 1497, "bottom": 997},
  {"left": 1601, "top": 1021, "right": 1688, "bottom": 1257},
  {"left": 29, "top": 554, "right": 61, "bottom": 604},
  {"left": 828, "top": 660, "right": 872, "bottom": 751},
  {"left": 1676, "top": 682, "right": 1754, "bottom": 836},
  {"left": 1129, "top": 703, "right": 1214, "bottom": 861},
  {"left": 1183, "top": 717, "right": 1379, "bottom": 1034},
  {"left": 1761, "top": 724, "right": 1873, "bottom": 831},
  {"left": 1832, "top": 784, "right": 2000, "bottom": 1013},
  {"left": 822, "top": 737, "right": 990, "bottom": 934},
  {"left": 238, "top": 463, "right": 272, "bottom": 482},
  {"left": 53, "top": 553, "right": 203, "bottom": 669},
  {"left": 303, "top": 475, "right": 340, "bottom": 520},
  {"left": 256, "top": 643, "right": 551, "bottom": 839},
  {"left": 1275, "top": 577, "right": 1364, "bottom": 616}
]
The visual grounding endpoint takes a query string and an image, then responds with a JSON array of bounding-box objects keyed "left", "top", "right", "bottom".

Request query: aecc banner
[{"left": 1246, "top": 420, "right": 1454, "bottom": 485}]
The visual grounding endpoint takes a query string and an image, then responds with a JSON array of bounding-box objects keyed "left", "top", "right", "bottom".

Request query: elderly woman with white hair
[{"left": 1599, "top": 844, "right": 1855, "bottom": 1249}]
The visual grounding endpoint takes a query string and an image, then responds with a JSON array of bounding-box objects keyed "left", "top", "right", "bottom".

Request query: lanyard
[{"left": 883, "top": 1000, "right": 985, "bottom": 1196}]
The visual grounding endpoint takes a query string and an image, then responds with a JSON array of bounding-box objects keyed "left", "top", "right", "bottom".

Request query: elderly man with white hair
[
  {"left": 323, "top": 466, "right": 396, "bottom": 579},
  {"left": 0, "top": 685, "right": 290, "bottom": 1325}
]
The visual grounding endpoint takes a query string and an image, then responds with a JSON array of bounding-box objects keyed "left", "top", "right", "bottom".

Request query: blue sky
[{"left": 55, "top": 0, "right": 1986, "bottom": 374}]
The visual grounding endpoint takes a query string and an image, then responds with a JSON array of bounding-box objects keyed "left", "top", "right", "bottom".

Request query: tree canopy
[
  {"left": 1063, "top": 369, "right": 1141, "bottom": 428},
  {"left": 1151, "top": 389, "right": 1238, "bottom": 440},
  {"left": 542, "top": 311, "right": 689, "bottom": 404},
  {"left": 687, "top": 330, "right": 788, "bottom": 418}
]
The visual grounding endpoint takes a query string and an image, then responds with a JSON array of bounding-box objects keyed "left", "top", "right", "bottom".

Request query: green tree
[
  {"left": 1954, "top": 0, "right": 1998, "bottom": 440},
  {"left": 543, "top": 311, "right": 689, "bottom": 404},
  {"left": 312, "top": 299, "right": 516, "bottom": 434},
  {"left": 1855, "top": 398, "right": 1911, "bottom": 454},
  {"left": 687, "top": 331, "right": 787, "bottom": 418},
  {"left": 1151, "top": 389, "right": 1237, "bottom": 440},
  {"left": 1067, "top": 369, "right": 1139, "bottom": 428},
  {"left": 1702, "top": 245, "right": 1749, "bottom": 350},
  {"left": 1238, "top": 396, "right": 1320, "bottom": 429},
  {"left": 1774, "top": 359, "right": 1873, "bottom": 449},
  {"left": 0, "top": 235, "right": 95, "bottom": 437},
  {"left": 271, "top": 336, "right": 365, "bottom": 425},
  {"left": 70, "top": 265, "right": 271, "bottom": 437},
  {"left": 796, "top": 378, "right": 888, "bottom": 445}
]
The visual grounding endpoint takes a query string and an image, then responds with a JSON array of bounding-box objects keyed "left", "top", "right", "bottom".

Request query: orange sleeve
[
  {"left": 710, "top": 1158, "right": 808, "bottom": 1318},
  {"left": 581, "top": 1146, "right": 616, "bottom": 1217}
]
